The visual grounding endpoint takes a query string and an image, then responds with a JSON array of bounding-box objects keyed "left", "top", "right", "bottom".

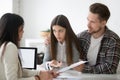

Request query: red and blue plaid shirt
[{"left": 77, "top": 27, "right": 120, "bottom": 74}]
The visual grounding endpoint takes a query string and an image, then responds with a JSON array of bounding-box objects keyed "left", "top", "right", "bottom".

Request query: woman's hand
[
  {"left": 38, "top": 70, "right": 59, "bottom": 80},
  {"left": 50, "top": 70, "right": 59, "bottom": 78},
  {"left": 50, "top": 60, "right": 62, "bottom": 68}
]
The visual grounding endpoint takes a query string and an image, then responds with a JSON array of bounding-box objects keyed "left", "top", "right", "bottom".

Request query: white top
[
  {"left": 56, "top": 42, "right": 67, "bottom": 67},
  {"left": 43, "top": 41, "right": 80, "bottom": 68},
  {"left": 87, "top": 36, "right": 103, "bottom": 66},
  {"left": 0, "top": 42, "right": 39, "bottom": 80},
  {"left": 56, "top": 42, "right": 66, "bottom": 63}
]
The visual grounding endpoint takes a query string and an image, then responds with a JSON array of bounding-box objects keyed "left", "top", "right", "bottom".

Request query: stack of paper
[{"left": 57, "top": 61, "right": 87, "bottom": 73}]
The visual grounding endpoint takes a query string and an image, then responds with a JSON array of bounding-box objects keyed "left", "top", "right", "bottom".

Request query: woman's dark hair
[
  {"left": 0, "top": 13, "right": 24, "bottom": 47},
  {"left": 0, "top": 13, "right": 24, "bottom": 60},
  {"left": 90, "top": 3, "right": 110, "bottom": 22},
  {"left": 50, "top": 15, "right": 83, "bottom": 65}
]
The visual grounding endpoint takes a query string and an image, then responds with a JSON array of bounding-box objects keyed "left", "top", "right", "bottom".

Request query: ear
[{"left": 102, "top": 20, "right": 107, "bottom": 27}]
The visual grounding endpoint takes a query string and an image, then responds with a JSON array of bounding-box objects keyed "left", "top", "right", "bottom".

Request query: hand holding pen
[
  {"left": 50, "top": 60, "right": 62, "bottom": 67},
  {"left": 46, "top": 60, "right": 62, "bottom": 71}
]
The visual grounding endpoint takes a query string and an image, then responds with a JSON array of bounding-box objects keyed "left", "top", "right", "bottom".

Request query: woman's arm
[{"left": 3, "top": 42, "right": 36, "bottom": 80}]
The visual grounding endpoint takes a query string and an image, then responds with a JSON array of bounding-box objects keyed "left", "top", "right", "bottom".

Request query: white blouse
[{"left": 0, "top": 42, "right": 39, "bottom": 80}]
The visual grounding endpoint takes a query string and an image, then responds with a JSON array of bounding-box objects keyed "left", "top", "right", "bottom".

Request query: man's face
[{"left": 87, "top": 12, "right": 106, "bottom": 35}]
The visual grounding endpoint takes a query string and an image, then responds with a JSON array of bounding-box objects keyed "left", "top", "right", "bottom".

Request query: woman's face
[
  {"left": 52, "top": 25, "right": 66, "bottom": 43},
  {"left": 18, "top": 25, "right": 24, "bottom": 41}
]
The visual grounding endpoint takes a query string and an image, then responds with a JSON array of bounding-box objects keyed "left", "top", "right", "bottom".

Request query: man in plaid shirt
[{"left": 77, "top": 3, "right": 120, "bottom": 74}]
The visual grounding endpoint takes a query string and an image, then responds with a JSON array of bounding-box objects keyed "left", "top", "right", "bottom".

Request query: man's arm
[{"left": 82, "top": 38, "right": 120, "bottom": 74}]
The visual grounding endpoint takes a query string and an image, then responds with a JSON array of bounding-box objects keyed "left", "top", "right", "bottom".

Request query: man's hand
[
  {"left": 73, "top": 64, "right": 84, "bottom": 72},
  {"left": 44, "top": 35, "right": 51, "bottom": 45}
]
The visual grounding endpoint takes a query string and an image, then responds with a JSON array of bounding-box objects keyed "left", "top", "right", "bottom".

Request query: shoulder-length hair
[{"left": 50, "top": 15, "right": 83, "bottom": 65}]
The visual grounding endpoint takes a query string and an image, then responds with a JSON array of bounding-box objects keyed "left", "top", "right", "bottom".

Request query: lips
[
  {"left": 57, "top": 37, "right": 61, "bottom": 40},
  {"left": 57, "top": 38, "right": 62, "bottom": 42}
]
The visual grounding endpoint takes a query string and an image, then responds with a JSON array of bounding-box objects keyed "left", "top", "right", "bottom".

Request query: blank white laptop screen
[{"left": 19, "top": 47, "right": 37, "bottom": 69}]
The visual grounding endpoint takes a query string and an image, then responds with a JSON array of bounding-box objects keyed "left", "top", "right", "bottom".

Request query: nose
[
  {"left": 55, "top": 31, "right": 60, "bottom": 37},
  {"left": 87, "top": 21, "right": 91, "bottom": 28}
]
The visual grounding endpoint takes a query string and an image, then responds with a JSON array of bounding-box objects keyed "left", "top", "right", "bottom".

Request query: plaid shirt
[{"left": 77, "top": 27, "right": 120, "bottom": 74}]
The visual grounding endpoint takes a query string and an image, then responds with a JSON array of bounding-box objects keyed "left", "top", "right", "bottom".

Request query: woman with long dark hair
[
  {"left": 0, "top": 13, "right": 57, "bottom": 80},
  {"left": 43, "top": 15, "right": 84, "bottom": 69}
]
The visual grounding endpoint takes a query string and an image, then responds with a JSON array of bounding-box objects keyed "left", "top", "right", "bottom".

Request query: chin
[
  {"left": 88, "top": 30, "right": 91, "bottom": 33},
  {"left": 57, "top": 40, "right": 61, "bottom": 42},
  {"left": 88, "top": 31, "right": 94, "bottom": 35}
]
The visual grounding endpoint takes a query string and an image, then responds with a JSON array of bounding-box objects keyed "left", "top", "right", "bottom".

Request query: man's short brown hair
[{"left": 90, "top": 3, "right": 110, "bottom": 22}]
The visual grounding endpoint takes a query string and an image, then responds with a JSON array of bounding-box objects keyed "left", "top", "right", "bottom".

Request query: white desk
[
  {"left": 53, "top": 70, "right": 120, "bottom": 80},
  {"left": 37, "top": 65, "right": 120, "bottom": 80}
]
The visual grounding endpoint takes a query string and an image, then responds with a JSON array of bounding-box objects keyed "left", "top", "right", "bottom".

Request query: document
[
  {"left": 57, "top": 61, "right": 87, "bottom": 73},
  {"left": 56, "top": 70, "right": 82, "bottom": 79}
]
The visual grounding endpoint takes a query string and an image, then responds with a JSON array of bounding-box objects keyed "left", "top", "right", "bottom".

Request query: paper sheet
[
  {"left": 57, "top": 61, "right": 87, "bottom": 73},
  {"left": 54, "top": 70, "right": 81, "bottom": 80}
]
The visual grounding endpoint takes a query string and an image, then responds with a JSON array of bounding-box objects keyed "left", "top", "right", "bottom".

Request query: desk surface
[
  {"left": 53, "top": 70, "right": 120, "bottom": 80},
  {"left": 37, "top": 65, "right": 120, "bottom": 80}
]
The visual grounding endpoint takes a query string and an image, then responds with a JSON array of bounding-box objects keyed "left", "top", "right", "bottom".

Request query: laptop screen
[{"left": 18, "top": 47, "right": 37, "bottom": 69}]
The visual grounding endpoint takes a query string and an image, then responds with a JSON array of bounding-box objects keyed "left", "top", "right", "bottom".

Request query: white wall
[
  {"left": 18, "top": 0, "right": 120, "bottom": 46},
  {"left": 13, "top": 0, "right": 20, "bottom": 14},
  {"left": 101, "top": 1, "right": 120, "bottom": 34},
  {"left": 0, "top": 0, "right": 12, "bottom": 17}
]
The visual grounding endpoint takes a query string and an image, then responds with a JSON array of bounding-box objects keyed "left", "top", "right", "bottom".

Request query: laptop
[{"left": 18, "top": 47, "right": 37, "bottom": 69}]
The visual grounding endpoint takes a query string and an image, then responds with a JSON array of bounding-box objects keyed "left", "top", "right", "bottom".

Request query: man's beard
[{"left": 88, "top": 27, "right": 102, "bottom": 35}]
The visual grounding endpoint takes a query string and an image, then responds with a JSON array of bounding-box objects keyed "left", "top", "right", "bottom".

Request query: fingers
[
  {"left": 73, "top": 64, "right": 84, "bottom": 71},
  {"left": 44, "top": 36, "right": 50, "bottom": 45},
  {"left": 49, "top": 70, "right": 59, "bottom": 78},
  {"left": 50, "top": 60, "right": 62, "bottom": 67},
  {"left": 39, "top": 70, "right": 59, "bottom": 80},
  {"left": 39, "top": 71, "right": 53, "bottom": 80}
]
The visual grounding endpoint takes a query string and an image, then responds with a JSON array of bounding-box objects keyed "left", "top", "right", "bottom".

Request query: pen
[{"left": 47, "top": 63, "right": 50, "bottom": 70}]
